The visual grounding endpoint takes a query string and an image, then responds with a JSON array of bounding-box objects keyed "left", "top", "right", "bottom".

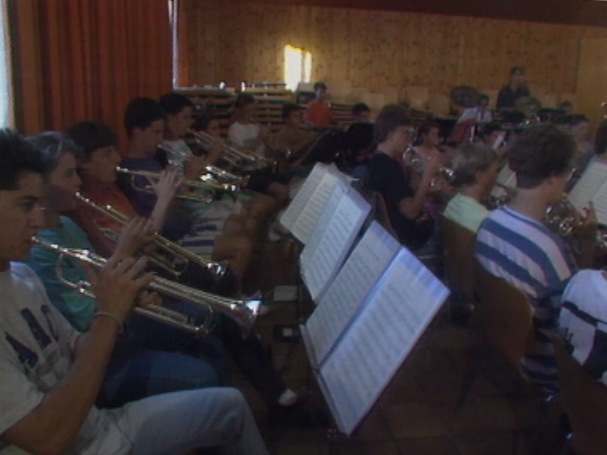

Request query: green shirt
[
  {"left": 443, "top": 193, "right": 489, "bottom": 233},
  {"left": 25, "top": 217, "right": 96, "bottom": 332}
]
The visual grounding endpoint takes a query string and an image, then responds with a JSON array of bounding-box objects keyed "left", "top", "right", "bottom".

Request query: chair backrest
[
  {"left": 474, "top": 261, "right": 534, "bottom": 370},
  {"left": 373, "top": 192, "right": 397, "bottom": 237},
  {"left": 553, "top": 337, "right": 607, "bottom": 455},
  {"left": 439, "top": 215, "right": 476, "bottom": 301},
  {"left": 404, "top": 86, "right": 429, "bottom": 111}
]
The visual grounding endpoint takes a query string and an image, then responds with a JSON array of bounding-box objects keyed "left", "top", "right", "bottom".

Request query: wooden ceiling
[{"left": 233, "top": 0, "right": 607, "bottom": 28}]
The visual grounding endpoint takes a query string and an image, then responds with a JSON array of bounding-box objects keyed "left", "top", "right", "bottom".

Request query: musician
[
  {"left": 476, "top": 124, "right": 596, "bottom": 394},
  {"left": 443, "top": 143, "right": 499, "bottom": 233},
  {"left": 559, "top": 100, "right": 574, "bottom": 116},
  {"left": 24, "top": 132, "right": 315, "bottom": 426},
  {"left": 159, "top": 93, "right": 280, "bottom": 228},
  {"left": 456, "top": 94, "right": 493, "bottom": 125},
  {"left": 269, "top": 103, "right": 319, "bottom": 163},
  {"left": 351, "top": 102, "right": 371, "bottom": 123},
  {"left": 197, "top": 113, "right": 290, "bottom": 216},
  {"left": 365, "top": 104, "right": 441, "bottom": 251},
  {"left": 228, "top": 93, "right": 269, "bottom": 157},
  {"left": 67, "top": 119, "right": 253, "bottom": 284},
  {"left": 0, "top": 129, "right": 270, "bottom": 455},
  {"left": 496, "top": 66, "right": 530, "bottom": 111},
  {"left": 477, "top": 122, "right": 506, "bottom": 153},
  {"left": 26, "top": 132, "right": 224, "bottom": 405},
  {"left": 559, "top": 269, "right": 607, "bottom": 387},
  {"left": 304, "top": 81, "right": 333, "bottom": 128},
  {"left": 414, "top": 121, "right": 446, "bottom": 162}
]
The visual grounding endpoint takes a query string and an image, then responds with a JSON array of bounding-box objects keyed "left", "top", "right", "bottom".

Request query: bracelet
[{"left": 93, "top": 311, "right": 125, "bottom": 335}]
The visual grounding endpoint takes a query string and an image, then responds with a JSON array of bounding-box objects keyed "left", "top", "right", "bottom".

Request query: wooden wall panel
[{"left": 180, "top": 0, "right": 607, "bottom": 102}]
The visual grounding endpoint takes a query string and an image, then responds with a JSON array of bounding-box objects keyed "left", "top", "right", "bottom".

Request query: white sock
[{"left": 278, "top": 389, "right": 298, "bottom": 406}]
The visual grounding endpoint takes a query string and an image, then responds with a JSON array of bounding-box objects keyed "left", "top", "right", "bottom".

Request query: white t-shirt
[
  {"left": 0, "top": 263, "right": 130, "bottom": 455},
  {"left": 457, "top": 107, "right": 493, "bottom": 124},
  {"left": 228, "top": 122, "right": 266, "bottom": 157},
  {"left": 560, "top": 269, "right": 607, "bottom": 387}
]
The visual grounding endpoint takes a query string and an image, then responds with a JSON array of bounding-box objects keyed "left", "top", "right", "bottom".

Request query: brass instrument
[
  {"left": 158, "top": 144, "right": 248, "bottom": 187},
  {"left": 32, "top": 237, "right": 260, "bottom": 337},
  {"left": 402, "top": 147, "right": 455, "bottom": 190},
  {"left": 188, "top": 129, "right": 276, "bottom": 170},
  {"left": 74, "top": 192, "right": 228, "bottom": 281}
]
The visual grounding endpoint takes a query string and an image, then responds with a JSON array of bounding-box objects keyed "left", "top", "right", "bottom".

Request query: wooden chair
[
  {"left": 403, "top": 86, "right": 429, "bottom": 111},
  {"left": 553, "top": 337, "right": 607, "bottom": 455},
  {"left": 439, "top": 214, "right": 476, "bottom": 302},
  {"left": 474, "top": 261, "right": 534, "bottom": 370}
]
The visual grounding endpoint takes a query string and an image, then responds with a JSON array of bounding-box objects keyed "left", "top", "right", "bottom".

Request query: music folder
[
  {"left": 568, "top": 157, "right": 607, "bottom": 225},
  {"left": 300, "top": 186, "right": 371, "bottom": 301},
  {"left": 279, "top": 163, "right": 349, "bottom": 244},
  {"left": 302, "top": 222, "right": 450, "bottom": 436}
]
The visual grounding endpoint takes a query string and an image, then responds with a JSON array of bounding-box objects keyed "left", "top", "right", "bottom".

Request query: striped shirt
[{"left": 476, "top": 206, "right": 578, "bottom": 393}]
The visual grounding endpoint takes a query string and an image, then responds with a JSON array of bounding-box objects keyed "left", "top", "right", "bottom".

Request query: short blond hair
[{"left": 452, "top": 143, "right": 498, "bottom": 187}]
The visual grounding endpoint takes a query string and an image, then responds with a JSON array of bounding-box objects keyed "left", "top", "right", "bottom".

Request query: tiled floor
[{"left": 231, "top": 240, "right": 570, "bottom": 455}]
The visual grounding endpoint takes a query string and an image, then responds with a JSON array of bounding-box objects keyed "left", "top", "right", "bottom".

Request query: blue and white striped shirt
[{"left": 476, "top": 206, "right": 578, "bottom": 393}]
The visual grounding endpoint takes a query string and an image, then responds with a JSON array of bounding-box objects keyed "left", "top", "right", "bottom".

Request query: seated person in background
[
  {"left": 457, "top": 94, "right": 493, "bottom": 125},
  {"left": 269, "top": 103, "right": 319, "bottom": 164},
  {"left": 567, "top": 114, "right": 594, "bottom": 166},
  {"left": 25, "top": 132, "right": 309, "bottom": 421},
  {"left": 351, "top": 102, "right": 371, "bottom": 123},
  {"left": 443, "top": 143, "right": 499, "bottom": 233},
  {"left": 476, "top": 124, "right": 596, "bottom": 394},
  {"left": 365, "top": 104, "right": 441, "bottom": 252},
  {"left": 496, "top": 66, "right": 530, "bottom": 111},
  {"left": 559, "top": 100, "right": 574, "bottom": 116},
  {"left": 477, "top": 122, "right": 504, "bottom": 148},
  {"left": 228, "top": 93, "right": 269, "bottom": 157},
  {"left": 197, "top": 113, "right": 290, "bottom": 214},
  {"left": 344, "top": 122, "right": 374, "bottom": 179},
  {"left": 0, "top": 129, "right": 269, "bottom": 455},
  {"left": 559, "top": 269, "right": 607, "bottom": 387},
  {"left": 159, "top": 93, "right": 280, "bottom": 231},
  {"left": 305, "top": 81, "right": 333, "bottom": 128},
  {"left": 413, "top": 121, "right": 448, "bottom": 162}
]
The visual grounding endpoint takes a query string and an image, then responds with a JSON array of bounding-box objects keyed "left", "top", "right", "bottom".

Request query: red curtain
[{"left": 14, "top": 0, "right": 173, "bottom": 146}]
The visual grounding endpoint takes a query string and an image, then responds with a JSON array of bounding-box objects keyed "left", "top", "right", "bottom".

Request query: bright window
[
  {"left": 0, "top": 0, "right": 13, "bottom": 128},
  {"left": 284, "top": 45, "right": 312, "bottom": 92}
]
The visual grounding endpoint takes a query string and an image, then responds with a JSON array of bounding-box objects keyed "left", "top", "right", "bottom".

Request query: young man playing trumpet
[
  {"left": 476, "top": 124, "right": 596, "bottom": 394},
  {"left": 25, "top": 131, "right": 320, "bottom": 427},
  {"left": 0, "top": 129, "right": 270, "bottom": 455}
]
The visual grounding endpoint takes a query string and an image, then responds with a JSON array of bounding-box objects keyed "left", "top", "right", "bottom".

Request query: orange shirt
[
  {"left": 305, "top": 100, "right": 333, "bottom": 128},
  {"left": 72, "top": 184, "right": 136, "bottom": 258}
]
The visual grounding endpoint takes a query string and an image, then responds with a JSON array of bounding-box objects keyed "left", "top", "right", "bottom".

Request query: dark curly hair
[{"left": 508, "top": 124, "right": 575, "bottom": 189}]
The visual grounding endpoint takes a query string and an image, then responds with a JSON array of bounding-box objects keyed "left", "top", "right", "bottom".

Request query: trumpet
[
  {"left": 402, "top": 148, "right": 455, "bottom": 190},
  {"left": 158, "top": 144, "right": 248, "bottom": 187},
  {"left": 74, "top": 192, "right": 229, "bottom": 281},
  {"left": 116, "top": 167, "right": 242, "bottom": 202},
  {"left": 187, "top": 129, "right": 276, "bottom": 170},
  {"left": 32, "top": 237, "right": 261, "bottom": 337}
]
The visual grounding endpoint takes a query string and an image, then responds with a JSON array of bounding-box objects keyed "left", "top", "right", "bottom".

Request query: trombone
[
  {"left": 74, "top": 192, "right": 229, "bottom": 281},
  {"left": 32, "top": 237, "right": 261, "bottom": 337}
]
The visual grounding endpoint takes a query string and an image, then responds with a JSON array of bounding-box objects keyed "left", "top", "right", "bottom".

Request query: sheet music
[
  {"left": 317, "top": 249, "right": 449, "bottom": 435},
  {"left": 300, "top": 188, "right": 371, "bottom": 301},
  {"left": 280, "top": 163, "right": 328, "bottom": 232},
  {"left": 305, "top": 222, "right": 400, "bottom": 364},
  {"left": 491, "top": 165, "right": 516, "bottom": 198},
  {"left": 290, "top": 169, "right": 347, "bottom": 244},
  {"left": 568, "top": 158, "right": 607, "bottom": 225}
]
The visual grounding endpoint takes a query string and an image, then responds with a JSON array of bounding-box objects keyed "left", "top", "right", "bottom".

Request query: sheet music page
[
  {"left": 568, "top": 158, "right": 607, "bottom": 224},
  {"left": 280, "top": 163, "right": 328, "bottom": 232},
  {"left": 291, "top": 169, "right": 347, "bottom": 244},
  {"left": 318, "top": 249, "right": 450, "bottom": 435},
  {"left": 491, "top": 165, "right": 516, "bottom": 198},
  {"left": 300, "top": 188, "right": 372, "bottom": 301},
  {"left": 305, "top": 222, "right": 400, "bottom": 365}
]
